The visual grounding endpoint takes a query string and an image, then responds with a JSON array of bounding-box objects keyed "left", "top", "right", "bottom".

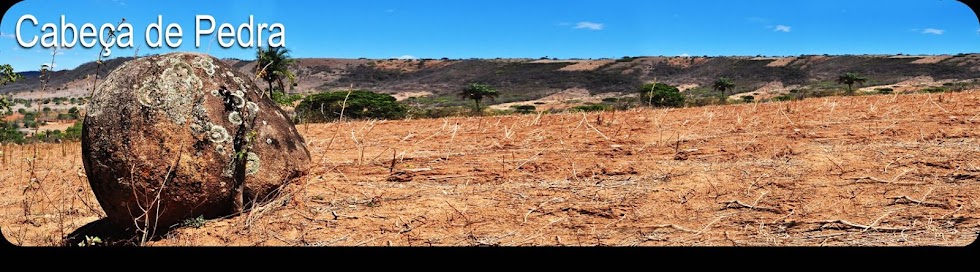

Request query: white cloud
[
  {"left": 574, "top": 22, "right": 604, "bottom": 31},
  {"left": 0, "top": 32, "right": 13, "bottom": 39},
  {"left": 922, "top": 28, "right": 944, "bottom": 35},
  {"left": 396, "top": 55, "right": 417, "bottom": 60},
  {"left": 774, "top": 25, "right": 792, "bottom": 32},
  {"left": 679, "top": 53, "right": 690, "bottom": 57}
]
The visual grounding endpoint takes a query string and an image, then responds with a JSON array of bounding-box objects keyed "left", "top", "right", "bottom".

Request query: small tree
[
  {"left": 457, "top": 83, "right": 500, "bottom": 113},
  {"left": 1, "top": 64, "right": 25, "bottom": 112},
  {"left": 712, "top": 77, "right": 736, "bottom": 96},
  {"left": 639, "top": 83, "right": 685, "bottom": 108},
  {"left": 67, "top": 106, "right": 81, "bottom": 119},
  {"left": 255, "top": 46, "right": 297, "bottom": 99},
  {"left": 837, "top": 72, "right": 867, "bottom": 95}
]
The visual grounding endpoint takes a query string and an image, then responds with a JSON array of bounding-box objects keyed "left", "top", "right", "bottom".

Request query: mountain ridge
[{"left": 4, "top": 54, "right": 979, "bottom": 102}]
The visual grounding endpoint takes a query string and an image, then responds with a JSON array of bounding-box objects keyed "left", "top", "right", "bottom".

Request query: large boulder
[{"left": 82, "top": 52, "right": 311, "bottom": 230}]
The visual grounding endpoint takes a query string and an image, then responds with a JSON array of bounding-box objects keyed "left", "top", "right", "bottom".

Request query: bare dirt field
[{"left": 2, "top": 91, "right": 979, "bottom": 246}]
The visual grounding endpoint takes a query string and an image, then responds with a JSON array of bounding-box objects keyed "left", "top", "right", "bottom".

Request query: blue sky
[{"left": 1, "top": 0, "right": 978, "bottom": 72}]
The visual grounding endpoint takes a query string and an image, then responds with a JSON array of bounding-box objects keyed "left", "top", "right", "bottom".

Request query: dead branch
[
  {"left": 444, "top": 200, "right": 471, "bottom": 226},
  {"left": 847, "top": 170, "right": 923, "bottom": 186},
  {"left": 888, "top": 195, "right": 949, "bottom": 208},
  {"left": 722, "top": 200, "right": 782, "bottom": 213},
  {"left": 648, "top": 224, "right": 698, "bottom": 233},
  {"left": 513, "top": 151, "right": 543, "bottom": 171},
  {"left": 817, "top": 219, "right": 911, "bottom": 233},
  {"left": 522, "top": 197, "right": 563, "bottom": 224},
  {"left": 331, "top": 210, "right": 358, "bottom": 220}
]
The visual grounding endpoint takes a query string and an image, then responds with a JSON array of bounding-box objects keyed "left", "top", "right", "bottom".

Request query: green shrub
[
  {"left": 574, "top": 104, "right": 612, "bottom": 112},
  {"left": 67, "top": 107, "right": 80, "bottom": 119},
  {"left": 511, "top": 105, "right": 537, "bottom": 114},
  {"left": 296, "top": 90, "right": 407, "bottom": 123},
  {"left": 271, "top": 91, "right": 304, "bottom": 106},
  {"left": 741, "top": 96, "right": 755, "bottom": 103},
  {"left": 639, "top": 83, "right": 685, "bottom": 108},
  {"left": 876, "top": 88, "right": 894, "bottom": 94},
  {"left": 64, "top": 121, "right": 82, "bottom": 141},
  {"left": 0, "top": 121, "right": 25, "bottom": 143},
  {"left": 919, "top": 87, "right": 947, "bottom": 93}
]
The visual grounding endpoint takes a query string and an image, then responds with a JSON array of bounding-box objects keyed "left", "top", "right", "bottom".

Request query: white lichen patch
[
  {"left": 189, "top": 123, "right": 206, "bottom": 135},
  {"left": 246, "top": 102, "right": 260, "bottom": 115},
  {"left": 192, "top": 56, "right": 216, "bottom": 77},
  {"left": 215, "top": 144, "right": 227, "bottom": 155},
  {"left": 134, "top": 57, "right": 204, "bottom": 124},
  {"left": 230, "top": 90, "right": 246, "bottom": 109},
  {"left": 246, "top": 152, "right": 261, "bottom": 176},
  {"left": 209, "top": 125, "right": 230, "bottom": 143},
  {"left": 228, "top": 111, "right": 243, "bottom": 125}
]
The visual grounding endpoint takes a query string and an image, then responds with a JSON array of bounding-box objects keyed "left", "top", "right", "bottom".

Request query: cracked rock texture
[{"left": 82, "top": 52, "right": 311, "bottom": 230}]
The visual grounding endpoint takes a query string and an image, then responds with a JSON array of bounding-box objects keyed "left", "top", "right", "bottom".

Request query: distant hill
[{"left": 4, "top": 54, "right": 979, "bottom": 103}]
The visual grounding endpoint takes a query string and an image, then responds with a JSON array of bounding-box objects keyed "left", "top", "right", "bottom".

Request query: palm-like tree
[
  {"left": 457, "top": 83, "right": 499, "bottom": 113},
  {"left": 713, "top": 77, "right": 736, "bottom": 96},
  {"left": 255, "top": 46, "right": 297, "bottom": 98},
  {"left": 837, "top": 72, "right": 867, "bottom": 95}
]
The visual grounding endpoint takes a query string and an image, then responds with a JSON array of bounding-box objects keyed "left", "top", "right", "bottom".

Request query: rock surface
[{"left": 82, "top": 52, "right": 311, "bottom": 230}]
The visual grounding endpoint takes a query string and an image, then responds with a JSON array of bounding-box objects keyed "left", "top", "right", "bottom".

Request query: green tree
[
  {"left": 0, "top": 96, "right": 9, "bottom": 113},
  {"left": 1, "top": 64, "right": 24, "bottom": 87},
  {"left": 255, "top": 46, "right": 297, "bottom": 99},
  {"left": 67, "top": 106, "right": 80, "bottom": 119},
  {"left": 0, "top": 121, "right": 25, "bottom": 143},
  {"left": 1, "top": 64, "right": 25, "bottom": 112},
  {"left": 296, "top": 90, "right": 407, "bottom": 122},
  {"left": 63, "top": 121, "right": 82, "bottom": 141},
  {"left": 639, "top": 83, "right": 685, "bottom": 108},
  {"left": 837, "top": 72, "right": 867, "bottom": 94},
  {"left": 457, "top": 83, "right": 499, "bottom": 113},
  {"left": 713, "top": 77, "right": 736, "bottom": 96}
]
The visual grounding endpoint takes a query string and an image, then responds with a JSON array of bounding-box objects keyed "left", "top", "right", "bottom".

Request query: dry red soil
[{"left": 2, "top": 91, "right": 979, "bottom": 246}]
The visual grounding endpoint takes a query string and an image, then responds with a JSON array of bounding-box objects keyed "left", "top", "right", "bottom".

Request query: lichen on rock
[{"left": 81, "top": 52, "right": 312, "bottom": 231}]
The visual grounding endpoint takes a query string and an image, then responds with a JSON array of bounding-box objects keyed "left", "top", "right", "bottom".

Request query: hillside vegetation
[{"left": 5, "top": 54, "right": 980, "bottom": 102}]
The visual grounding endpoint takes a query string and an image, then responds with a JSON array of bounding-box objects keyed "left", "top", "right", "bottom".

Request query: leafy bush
[
  {"left": 741, "top": 96, "right": 755, "bottom": 103},
  {"left": 67, "top": 107, "right": 80, "bottom": 119},
  {"left": 639, "top": 83, "right": 685, "bottom": 108},
  {"left": 64, "top": 121, "right": 82, "bottom": 141},
  {"left": 0, "top": 121, "right": 25, "bottom": 143},
  {"left": 406, "top": 106, "right": 470, "bottom": 119},
  {"left": 574, "top": 104, "right": 612, "bottom": 112},
  {"left": 511, "top": 105, "right": 537, "bottom": 114},
  {"left": 296, "top": 90, "right": 407, "bottom": 122},
  {"left": 876, "top": 88, "right": 894, "bottom": 94},
  {"left": 919, "top": 87, "right": 947, "bottom": 93},
  {"left": 271, "top": 91, "right": 304, "bottom": 106}
]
